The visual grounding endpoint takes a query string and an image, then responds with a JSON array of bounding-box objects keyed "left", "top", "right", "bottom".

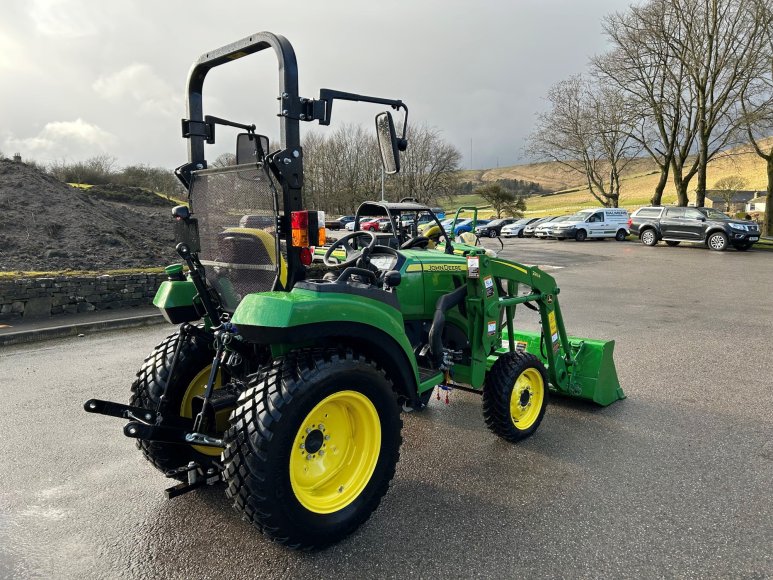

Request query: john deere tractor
[{"left": 84, "top": 32, "right": 624, "bottom": 550}]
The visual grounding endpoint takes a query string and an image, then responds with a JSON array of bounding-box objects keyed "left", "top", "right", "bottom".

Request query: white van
[{"left": 549, "top": 208, "right": 630, "bottom": 241}]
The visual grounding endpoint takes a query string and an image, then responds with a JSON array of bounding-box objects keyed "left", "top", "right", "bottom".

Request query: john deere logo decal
[{"left": 426, "top": 264, "right": 466, "bottom": 272}]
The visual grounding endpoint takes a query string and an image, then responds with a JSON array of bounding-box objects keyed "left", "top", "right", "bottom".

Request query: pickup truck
[{"left": 629, "top": 206, "right": 760, "bottom": 251}]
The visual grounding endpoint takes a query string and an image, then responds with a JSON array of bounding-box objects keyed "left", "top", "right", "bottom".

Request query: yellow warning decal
[{"left": 548, "top": 311, "right": 558, "bottom": 336}]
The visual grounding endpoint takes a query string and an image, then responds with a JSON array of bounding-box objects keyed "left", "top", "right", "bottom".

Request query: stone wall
[{"left": 0, "top": 273, "right": 163, "bottom": 320}]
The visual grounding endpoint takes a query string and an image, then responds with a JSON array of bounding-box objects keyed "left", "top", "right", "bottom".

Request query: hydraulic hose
[{"left": 428, "top": 285, "right": 468, "bottom": 366}]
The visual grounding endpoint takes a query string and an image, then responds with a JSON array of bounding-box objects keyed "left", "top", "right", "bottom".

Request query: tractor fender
[{"left": 231, "top": 290, "right": 420, "bottom": 403}]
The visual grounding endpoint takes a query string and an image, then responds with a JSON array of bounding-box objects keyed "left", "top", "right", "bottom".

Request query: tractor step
[
  {"left": 191, "top": 388, "right": 239, "bottom": 414},
  {"left": 417, "top": 366, "right": 443, "bottom": 390}
]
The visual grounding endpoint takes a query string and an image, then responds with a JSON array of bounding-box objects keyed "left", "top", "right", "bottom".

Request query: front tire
[
  {"left": 222, "top": 349, "right": 402, "bottom": 549},
  {"left": 575, "top": 229, "right": 587, "bottom": 242},
  {"left": 483, "top": 352, "right": 549, "bottom": 442},
  {"left": 129, "top": 329, "right": 225, "bottom": 479},
  {"left": 488, "top": 230, "right": 497, "bottom": 238},
  {"left": 707, "top": 232, "right": 728, "bottom": 251}
]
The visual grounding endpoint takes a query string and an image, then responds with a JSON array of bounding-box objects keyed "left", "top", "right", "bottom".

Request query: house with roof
[
  {"left": 745, "top": 196, "right": 767, "bottom": 213},
  {"left": 704, "top": 190, "right": 764, "bottom": 213}
]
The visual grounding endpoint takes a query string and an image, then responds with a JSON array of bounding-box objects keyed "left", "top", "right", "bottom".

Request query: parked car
[
  {"left": 550, "top": 208, "right": 630, "bottom": 241},
  {"left": 359, "top": 217, "right": 382, "bottom": 231},
  {"left": 343, "top": 217, "right": 381, "bottom": 232},
  {"left": 629, "top": 206, "right": 760, "bottom": 251},
  {"left": 376, "top": 217, "right": 395, "bottom": 232},
  {"left": 522, "top": 216, "right": 557, "bottom": 238},
  {"left": 325, "top": 215, "right": 355, "bottom": 230},
  {"left": 500, "top": 218, "right": 540, "bottom": 238},
  {"left": 239, "top": 214, "right": 274, "bottom": 229},
  {"left": 476, "top": 218, "right": 517, "bottom": 238},
  {"left": 419, "top": 217, "right": 452, "bottom": 235},
  {"left": 535, "top": 215, "right": 572, "bottom": 238},
  {"left": 455, "top": 219, "right": 490, "bottom": 236}
]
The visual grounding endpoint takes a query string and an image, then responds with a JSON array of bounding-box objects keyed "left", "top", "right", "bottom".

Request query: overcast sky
[{"left": 1, "top": 0, "right": 628, "bottom": 171}]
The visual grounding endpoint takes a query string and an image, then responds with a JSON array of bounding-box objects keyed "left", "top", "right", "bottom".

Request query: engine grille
[{"left": 189, "top": 163, "right": 283, "bottom": 312}]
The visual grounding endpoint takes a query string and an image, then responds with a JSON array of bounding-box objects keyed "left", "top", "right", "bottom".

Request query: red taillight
[
  {"left": 291, "top": 211, "right": 309, "bottom": 247},
  {"left": 627, "top": 218, "right": 632, "bottom": 227}
]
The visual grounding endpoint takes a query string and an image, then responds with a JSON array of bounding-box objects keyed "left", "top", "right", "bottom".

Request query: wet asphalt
[{"left": 1, "top": 237, "right": 771, "bottom": 579}]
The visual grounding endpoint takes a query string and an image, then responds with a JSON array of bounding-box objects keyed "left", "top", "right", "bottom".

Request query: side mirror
[
  {"left": 375, "top": 112, "right": 401, "bottom": 174},
  {"left": 236, "top": 133, "right": 270, "bottom": 165}
]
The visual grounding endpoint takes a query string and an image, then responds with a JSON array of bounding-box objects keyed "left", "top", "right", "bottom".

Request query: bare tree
[
  {"left": 595, "top": 0, "right": 693, "bottom": 205},
  {"left": 389, "top": 124, "right": 462, "bottom": 204},
  {"left": 739, "top": 0, "right": 773, "bottom": 234},
  {"left": 671, "top": 0, "right": 767, "bottom": 206},
  {"left": 210, "top": 152, "right": 236, "bottom": 168},
  {"left": 527, "top": 76, "right": 641, "bottom": 208},
  {"left": 714, "top": 175, "right": 749, "bottom": 210},
  {"left": 302, "top": 123, "right": 461, "bottom": 213}
]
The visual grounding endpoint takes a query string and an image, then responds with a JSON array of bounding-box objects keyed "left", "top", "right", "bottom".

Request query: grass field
[{"left": 451, "top": 140, "right": 771, "bottom": 219}]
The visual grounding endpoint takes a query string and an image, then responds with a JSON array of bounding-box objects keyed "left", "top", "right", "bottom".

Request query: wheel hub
[
  {"left": 509, "top": 368, "right": 545, "bottom": 430},
  {"left": 304, "top": 428, "right": 324, "bottom": 454}
]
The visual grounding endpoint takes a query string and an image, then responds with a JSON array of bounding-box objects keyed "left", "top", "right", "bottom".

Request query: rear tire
[
  {"left": 483, "top": 352, "right": 549, "bottom": 442},
  {"left": 665, "top": 240, "right": 680, "bottom": 247},
  {"left": 222, "top": 348, "right": 402, "bottom": 550},
  {"left": 575, "top": 229, "right": 587, "bottom": 242},
  {"left": 707, "top": 232, "right": 728, "bottom": 251},
  {"left": 129, "top": 329, "right": 224, "bottom": 480},
  {"left": 640, "top": 229, "right": 658, "bottom": 246},
  {"left": 615, "top": 229, "right": 627, "bottom": 241}
]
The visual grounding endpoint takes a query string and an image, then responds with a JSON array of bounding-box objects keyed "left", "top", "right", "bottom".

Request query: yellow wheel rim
[
  {"left": 290, "top": 390, "right": 381, "bottom": 514},
  {"left": 180, "top": 365, "right": 224, "bottom": 456},
  {"left": 509, "top": 368, "right": 544, "bottom": 430}
]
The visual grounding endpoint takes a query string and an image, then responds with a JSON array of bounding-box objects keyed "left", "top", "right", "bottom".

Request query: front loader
[{"left": 84, "top": 31, "right": 624, "bottom": 550}]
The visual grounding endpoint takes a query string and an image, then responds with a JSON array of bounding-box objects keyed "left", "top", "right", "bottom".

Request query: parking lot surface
[{"left": 1, "top": 238, "right": 771, "bottom": 579}]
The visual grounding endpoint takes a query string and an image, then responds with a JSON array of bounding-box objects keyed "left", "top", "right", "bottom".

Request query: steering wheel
[
  {"left": 323, "top": 230, "right": 378, "bottom": 267},
  {"left": 400, "top": 236, "right": 430, "bottom": 250}
]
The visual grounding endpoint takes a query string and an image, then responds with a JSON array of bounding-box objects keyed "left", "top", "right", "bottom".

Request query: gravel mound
[{"left": 0, "top": 160, "right": 178, "bottom": 272}]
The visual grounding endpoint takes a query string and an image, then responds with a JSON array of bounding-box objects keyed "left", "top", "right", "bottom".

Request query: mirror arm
[
  {"left": 182, "top": 115, "right": 256, "bottom": 147},
  {"left": 313, "top": 89, "right": 407, "bottom": 131},
  {"left": 205, "top": 115, "right": 256, "bottom": 134}
]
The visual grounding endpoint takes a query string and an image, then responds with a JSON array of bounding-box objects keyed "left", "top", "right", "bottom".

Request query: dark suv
[{"left": 629, "top": 206, "right": 760, "bottom": 251}]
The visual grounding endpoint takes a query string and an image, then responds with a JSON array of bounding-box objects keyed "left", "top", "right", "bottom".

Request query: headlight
[{"left": 730, "top": 223, "right": 748, "bottom": 231}]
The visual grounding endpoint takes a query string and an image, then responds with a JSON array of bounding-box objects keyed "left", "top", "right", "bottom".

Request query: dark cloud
[{"left": 0, "top": 0, "right": 623, "bottom": 169}]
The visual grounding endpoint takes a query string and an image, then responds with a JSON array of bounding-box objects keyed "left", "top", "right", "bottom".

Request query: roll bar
[{"left": 177, "top": 31, "right": 408, "bottom": 289}]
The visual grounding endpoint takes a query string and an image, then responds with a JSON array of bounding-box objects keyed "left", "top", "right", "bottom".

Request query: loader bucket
[{"left": 494, "top": 330, "right": 625, "bottom": 406}]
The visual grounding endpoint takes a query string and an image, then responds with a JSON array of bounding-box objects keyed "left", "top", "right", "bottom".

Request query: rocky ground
[{"left": 0, "top": 160, "right": 177, "bottom": 272}]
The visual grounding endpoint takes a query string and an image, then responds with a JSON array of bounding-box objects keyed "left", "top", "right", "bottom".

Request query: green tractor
[{"left": 84, "top": 32, "right": 625, "bottom": 550}]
